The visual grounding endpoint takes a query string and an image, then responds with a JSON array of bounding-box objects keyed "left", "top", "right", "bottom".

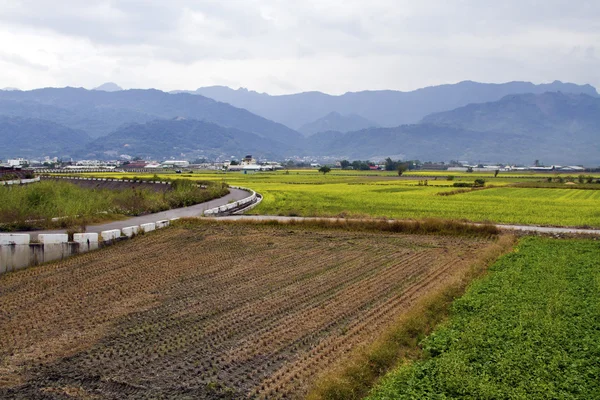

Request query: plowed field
[{"left": 0, "top": 221, "right": 498, "bottom": 399}]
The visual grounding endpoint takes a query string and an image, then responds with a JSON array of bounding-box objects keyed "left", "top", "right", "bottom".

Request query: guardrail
[
  {"left": 36, "top": 169, "right": 118, "bottom": 173},
  {"left": 42, "top": 176, "right": 175, "bottom": 185},
  {"left": 0, "top": 176, "right": 41, "bottom": 186},
  {"left": 203, "top": 186, "right": 259, "bottom": 216}
]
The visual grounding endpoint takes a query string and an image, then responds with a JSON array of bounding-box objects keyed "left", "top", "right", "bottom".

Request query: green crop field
[
  {"left": 76, "top": 170, "right": 600, "bottom": 228},
  {"left": 367, "top": 237, "right": 600, "bottom": 399}
]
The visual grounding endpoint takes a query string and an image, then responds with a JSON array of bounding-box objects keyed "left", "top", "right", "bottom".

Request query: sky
[{"left": 0, "top": 0, "right": 598, "bottom": 95}]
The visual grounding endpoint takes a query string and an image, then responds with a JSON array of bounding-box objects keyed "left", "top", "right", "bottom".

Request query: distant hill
[
  {"left": 0, "top": 116, "right": 90, "bottom": 159},
  {"left": 298, "top": 112, "right": 378, "bottom": 136},
  {"left": 306, "top": 92, "right": 600, "bottom": 165},
  {"left": 422, "top": 91, "right": 600, "bottom": 136},
  {"left": 1, "top": 87, "right": 20, "bottom": 91},
  {"left": 188, "top": 81, "right": 598, "bottom": 130},
  {"left": 84, "top": 118, "right": 294, "bottom": 160},
  {"left": 93, "top": 82, "right": 123, "bottom": 92},
  {"left": 0, "top": 88, "right": 303, "bottom": 144}
]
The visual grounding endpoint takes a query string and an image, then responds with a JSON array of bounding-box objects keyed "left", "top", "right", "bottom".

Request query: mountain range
[
  {"left": 298, "top": 112, "right": 378, "bottom": 136},
  {"left": 0, "top": 82, "right": 599, "bottom": 165},
  {"left": 0, "top": 87, "right": 301, "bottom": 144},
  {"left": 84, "top": 118, "right": 291, "bottom": 160},
  {"left": 183, "top": 80, "right": 598, "bottom": 130},
  {"left": 0, "top": 116, "right": 89, "bottom": 158}
]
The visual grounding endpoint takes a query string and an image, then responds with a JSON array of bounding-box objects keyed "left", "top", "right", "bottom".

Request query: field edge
[{"left": 305, "top": 233, "right": 517, "bottom": 400}]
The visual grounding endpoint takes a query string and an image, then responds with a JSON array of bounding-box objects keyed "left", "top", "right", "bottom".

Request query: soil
[{"left": 0, "top": 221, "right": 497, "bottom": 399}]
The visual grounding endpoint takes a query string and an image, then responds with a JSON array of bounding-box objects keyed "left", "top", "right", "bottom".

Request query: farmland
[
  {"left": 367, "top": 237, "right": 600, "bottom": 399},
  {"left": 0, "top": 220, "right": 502, "bottom": 399},
  {"left": 78, "top": 170, "right": 600, "bottom": 228}
]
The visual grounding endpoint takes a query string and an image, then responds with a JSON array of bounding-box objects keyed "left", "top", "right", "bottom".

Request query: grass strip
[{"left": 204, "top": 217, "right": 501, "bottom": 238}]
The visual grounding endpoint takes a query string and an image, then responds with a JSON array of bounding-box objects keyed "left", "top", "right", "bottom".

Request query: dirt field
[{"left": 0, "top": 221, "right": 498, "bottom": 399}]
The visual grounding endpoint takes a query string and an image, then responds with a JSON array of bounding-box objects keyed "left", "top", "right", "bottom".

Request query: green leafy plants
[{"left": 368, "top": 237, "right": 600, "bottom": 399}]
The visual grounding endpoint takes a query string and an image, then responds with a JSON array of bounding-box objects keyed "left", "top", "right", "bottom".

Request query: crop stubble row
[{"left": 0, "top": 222, "right": 495, "bottom": 399}]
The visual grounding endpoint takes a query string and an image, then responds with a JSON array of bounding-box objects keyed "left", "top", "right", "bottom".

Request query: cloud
[
  {"left": 0, "top": 0, "right": 598, "bottom": 94},
  {"left": 0, "top": 51, "right": 48, "bottom": 71}
]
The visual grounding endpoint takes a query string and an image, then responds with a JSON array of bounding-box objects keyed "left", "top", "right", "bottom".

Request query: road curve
[
  {"left": 20, "top": 188, "right": 250, "bottom": 240},
  {"left": 214, "top": 215, "right": 600, "bottom": 236}
]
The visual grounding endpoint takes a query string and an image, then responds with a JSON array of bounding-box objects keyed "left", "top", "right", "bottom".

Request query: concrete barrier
[
  {"left": 100, "top": 229, "right": 121, "bottom": 242},
  {"left": 156, "top": 220, "right": 169, "bottom": 229},
  {"left": 203, "top": 187, "right": 258, "bottom": 216},
  {"left": 73, "top": 233, "right": 99, "bottom": 252},
  {"left": 43, "top": 243, "right": 78, "bottom": 264},
  {"left": 122, "top": 226, "right": 140, "bottom": 238},
  {"left": 0, "top": 234, "right": 31, "bottom": 245},
  {"left": 140, "top": 222, "right": 156, "bottom": 233},
  {"left": 38, "top": 234, "right": 69, "bottom": 244},
  {"left": 0, "top": 244, "right": 39, "bottom": 274}
]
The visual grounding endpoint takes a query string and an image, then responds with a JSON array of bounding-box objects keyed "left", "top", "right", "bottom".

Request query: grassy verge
[
  {"left": 305, "top": 234, "right": 517, "bottom": 400},
  {"left": 0, "top": 180, "right": 228, "bottom": 231},
  {"left": 216, "top": 217, "right": 501, "bottom": 238},
  {"left": 366, "top": 237, "right": 600, "bottom": 399}
]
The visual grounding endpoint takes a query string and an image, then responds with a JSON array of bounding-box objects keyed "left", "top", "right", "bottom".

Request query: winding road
[{"left": 20, "top": 187, "right": 250, "bottom": 240}]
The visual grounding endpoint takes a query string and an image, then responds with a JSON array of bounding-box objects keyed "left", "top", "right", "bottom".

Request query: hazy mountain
[
  {"left": 0, "top": 88, "right": 303, "bottom": 144},
  {"left": 0, "top": 116, "right": 90, "bottom": 159},
  {"left": 307, "top": 92, "right": 600, "bottom": 165},
  {"left": 188, "top": 81, "right": 598, "bottom": 130},
  {"left": 93, "top": 82, "right": 123, "bottom": 92},
  {"left": 0, "top": 98, "right": 154, "bottom": 139},
  {"left": 1, "top": 87, "right": 20, "bottom": 91},
  {"left": 84, "top": 118, "right": 294, "bottom": 160},
  {"left": 422, "top": 92, "right": 600, "bottom": 137},
  {"left": 298, "top": 112, "right": 378, "bottom": 136}
]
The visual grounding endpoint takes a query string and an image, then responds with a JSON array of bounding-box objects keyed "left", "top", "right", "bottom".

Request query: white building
[
  {"left": 7, "top": 158, "right": 28, "bottom": 167},
  {"left": 161, "top": 160, "right": 190, "bottom": 168}
]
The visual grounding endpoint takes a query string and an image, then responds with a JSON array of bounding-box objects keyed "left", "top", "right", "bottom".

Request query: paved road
[
  {"left": 20, "top": 188, "right": 250, "bottom": 239},
  {"left": 214, "top": 215, "right": 600, "bottom": 236}
]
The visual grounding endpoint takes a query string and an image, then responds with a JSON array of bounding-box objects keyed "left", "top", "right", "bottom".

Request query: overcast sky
[{"left": 0, "top": 0, "right": 598, "bottom": 94}]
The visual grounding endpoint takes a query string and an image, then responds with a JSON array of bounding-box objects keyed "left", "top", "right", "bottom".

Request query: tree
[
  {"left": 230, "top": 160, "right": 239, "bottom": 165},
  {"left": 351, "top": 160, "right": 370, "bottom": 171},
  {"left": 494, "top": 169, "right": 500, "bottom": 178},
  {"left": 397, "top": 163, "right": 408, "bottom": 176},
  {"left": 319, "top": 166, "right": 331, "bottom": 175},
  {"left": 340, "top": 160, "right": 351, "bottom": 169},
  {"left": 384, "top": 157, "right": 398, "bottom": 171}
]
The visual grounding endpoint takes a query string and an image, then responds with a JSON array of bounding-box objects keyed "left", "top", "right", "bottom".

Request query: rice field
[{"left": 0, "top": 220, "right": 500, "bottom": 399}]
